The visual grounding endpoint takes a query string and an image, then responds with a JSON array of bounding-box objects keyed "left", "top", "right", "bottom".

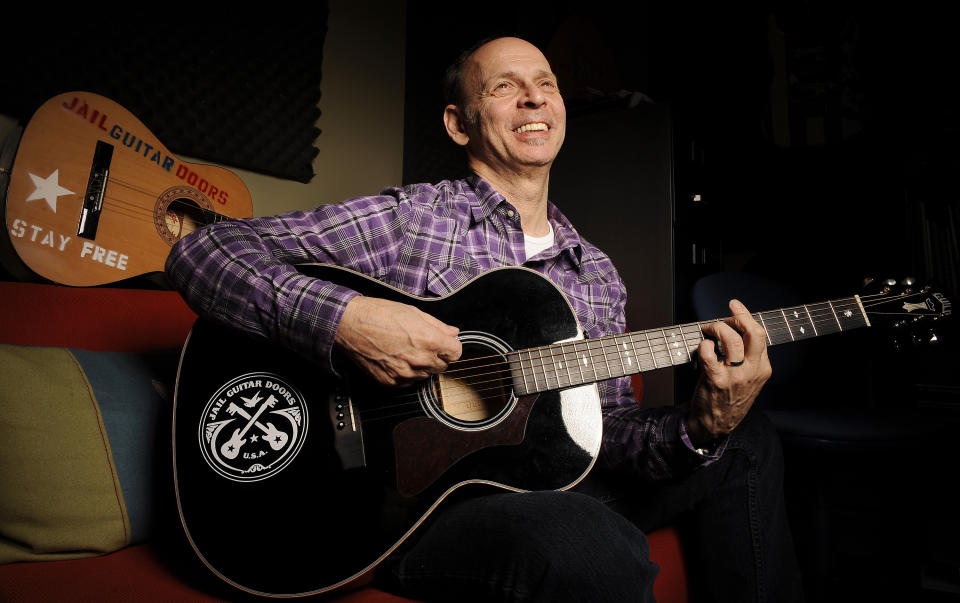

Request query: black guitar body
[
  {"left": 174, "top": 263, "right": 953, "bottom": 597},
  {"left": 173, "top": 265, "right": 603, "bottom": 597}
]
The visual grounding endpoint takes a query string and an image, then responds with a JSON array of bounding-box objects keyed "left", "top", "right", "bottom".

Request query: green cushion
[{"left": 0, "top": 345, "right": 175, "bottom": 563}]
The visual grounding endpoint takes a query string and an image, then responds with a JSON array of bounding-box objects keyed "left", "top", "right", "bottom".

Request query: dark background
[
  {"left": 403, "top": 0, "right": 960, "bottom": 408},
  {"left": 404, "top": 2, "right": 958, "bottom": 303}
]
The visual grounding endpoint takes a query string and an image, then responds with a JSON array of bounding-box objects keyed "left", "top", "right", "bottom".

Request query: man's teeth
[{"left": 514, "top": 123, "right": 548, "bottom": 133}]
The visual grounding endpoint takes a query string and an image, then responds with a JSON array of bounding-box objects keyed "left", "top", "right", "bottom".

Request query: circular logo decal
[{"left": 198, "top": 372, "right": 308, "bottom": 482}]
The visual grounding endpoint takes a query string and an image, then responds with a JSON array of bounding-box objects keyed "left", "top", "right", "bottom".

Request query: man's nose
[{"left": 519, "top": 82, "right": 546, "bottom": 107}]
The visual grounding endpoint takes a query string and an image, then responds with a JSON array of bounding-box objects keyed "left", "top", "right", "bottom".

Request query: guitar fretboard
[{"left": 508, "top": 296, "right": 870, "bottom": 396}]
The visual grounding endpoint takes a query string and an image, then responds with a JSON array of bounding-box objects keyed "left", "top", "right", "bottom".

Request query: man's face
[{"left": 458, "top": 37, "right": 566, "bottom": 174}]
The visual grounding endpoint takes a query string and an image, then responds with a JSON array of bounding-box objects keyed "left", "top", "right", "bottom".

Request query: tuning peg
[{"left": 874, "top": 278, "right": 898, "bottom": 294}]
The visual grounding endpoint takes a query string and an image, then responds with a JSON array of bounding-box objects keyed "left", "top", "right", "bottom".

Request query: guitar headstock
[{"left": 860, "top": 278, "right": 952, "bottom": 349}]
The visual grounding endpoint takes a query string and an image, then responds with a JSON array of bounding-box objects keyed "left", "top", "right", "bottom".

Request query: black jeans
[{"left": 380, "top": 408, "right": 803, "bottom": 602}]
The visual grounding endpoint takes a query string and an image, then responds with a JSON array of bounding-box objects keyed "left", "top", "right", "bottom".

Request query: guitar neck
[
  {"left": 195, "top": 206, "right": 233, "bottom": 227},
  {"left": 509, "top": 295, "right": 871, "bottom": 395}
]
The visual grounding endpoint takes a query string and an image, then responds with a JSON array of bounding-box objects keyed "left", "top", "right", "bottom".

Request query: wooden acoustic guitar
[
  {"left": 172, "top": 263, "right": 951, "bottom": 598},
  {"left": 2, "top": 91, "right": 253, "bottom": 286}
]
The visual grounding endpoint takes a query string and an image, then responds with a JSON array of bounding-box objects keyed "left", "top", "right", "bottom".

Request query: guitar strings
[
  {"left": 360, "top": 291, "right": 921, "bottom": 407},
  {"left": 356, "top": 290, "right": 936, "bottom": 419},
  {"left": 108, "top": 175, "right": 232, "bottom": 224},
  {"left": 354, "top": 327, "right": 765, "bottom": 422},
  {"left": 89, "top": 175, "right": 228, "bottom": 231},
  {"left": 360, "top": 311, "right": 780, "bottom": 423},
  {"left": 89, "top": 190, "right": 208, "bottom": 230},
  {"left": 432, "top": 292, "right": 892, "bottom": 385}
]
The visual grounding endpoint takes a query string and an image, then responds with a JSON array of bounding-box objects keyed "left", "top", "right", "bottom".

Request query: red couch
[{"left": 0, "top": 280, "right": 687, "bottom": 602}]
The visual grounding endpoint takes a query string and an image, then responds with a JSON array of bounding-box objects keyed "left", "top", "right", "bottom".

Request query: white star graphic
[{"left": 25, "top": 169, "right": 75, "bottom": 212}]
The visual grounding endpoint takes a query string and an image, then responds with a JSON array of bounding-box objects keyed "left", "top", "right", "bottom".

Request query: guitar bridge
[
  {"left": 77, "top": 140, "right": 114, "bottom": 239},
  {"left": 329, "top": 388, "right": 366, "bottom": 470}
]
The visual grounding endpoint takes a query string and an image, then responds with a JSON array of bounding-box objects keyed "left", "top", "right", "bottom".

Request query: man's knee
[
  {"left": 388, "top": 490, "right": 658, "bottom": 601},
  {"left": 502, "top": 491, "right": 658, "bottom": 600}
]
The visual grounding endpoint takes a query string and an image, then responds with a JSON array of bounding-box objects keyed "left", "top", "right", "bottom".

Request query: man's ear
[{"left": 443, "top": 104, "right": 470, "bottom": 147}]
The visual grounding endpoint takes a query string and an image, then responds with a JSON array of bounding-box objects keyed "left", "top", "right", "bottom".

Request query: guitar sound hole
[
  {"left": 426, "top": 333, "right": 515, "bottom": 429},
  {"left": 154, "top": 185, "right": 214, "bottom": 245},
  {"left": 165, "top": 199, "right": 208, "bottom": 240}
]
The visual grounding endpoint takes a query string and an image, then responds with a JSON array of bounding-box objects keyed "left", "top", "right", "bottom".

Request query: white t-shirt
[{"left": 524, "top": 223, "right": 555, "bottom": 261}]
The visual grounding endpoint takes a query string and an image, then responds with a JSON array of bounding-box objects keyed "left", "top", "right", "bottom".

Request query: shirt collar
[
  {"left": 465, "top": 174, "right": 584, "bottom": 268},
  {"left": 546, "top": 202, "right": 584, "bottom": 267},
  {"left": 465, "top": 174, "right": 504, "bottom": 223}
]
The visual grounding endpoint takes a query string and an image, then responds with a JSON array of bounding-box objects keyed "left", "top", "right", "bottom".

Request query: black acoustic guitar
[{"left": 172, "top": 264, "right": 950, "bottom": 597}]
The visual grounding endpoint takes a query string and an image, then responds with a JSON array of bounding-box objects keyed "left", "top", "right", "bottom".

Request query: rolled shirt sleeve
[{"left": 165, "top": 193, "right": 412, "bottom": 374}]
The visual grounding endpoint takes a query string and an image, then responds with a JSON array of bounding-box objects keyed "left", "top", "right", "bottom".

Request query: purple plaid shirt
[{"left": 166, "top": 175, "right": 715, "bottom": 480}]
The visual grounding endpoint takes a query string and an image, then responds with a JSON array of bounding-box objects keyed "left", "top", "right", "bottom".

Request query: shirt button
[{"left": 505, "top": 209, "right": 515, "bottom": 218}]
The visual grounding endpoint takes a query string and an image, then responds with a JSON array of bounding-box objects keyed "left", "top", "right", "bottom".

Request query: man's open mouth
[{"left": 513, "top": 122, "right": 549, "bottom": 133}]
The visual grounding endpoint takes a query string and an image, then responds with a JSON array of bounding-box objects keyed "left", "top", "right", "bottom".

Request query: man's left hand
[{"left": 687, "top": 299, "right": 772, "bottom": 446}]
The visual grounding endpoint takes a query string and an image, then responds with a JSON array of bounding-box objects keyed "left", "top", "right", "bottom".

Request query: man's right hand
[{"left": 334, "top": 296, "right": 462, "bottom": 387}]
